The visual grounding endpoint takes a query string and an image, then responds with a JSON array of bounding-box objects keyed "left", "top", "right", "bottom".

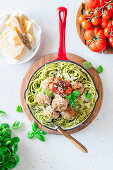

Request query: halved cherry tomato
[
  {"left": 84, "top": 27, "right": 107, "bottom": 52},
  {"left": 64, "top": 80, "right": 70, "bottom": 87},
  {"left": 100, "top": 19, "right": 109, "bottom": 28},
  {"left": 102, "top": 10, "right": 111, "bottom": 20},
  {"left": 107, "top": 3, "right": 113, "bottom": 13},
  {"left": 94, "top": 8, "right": 102, "bottom": 17},
  {"left": 91, "top": 16, "right": 101, "bottom": 26},
  {"left": 104, "top": 27, "right": 113, "bottom": 37},
  {"left": 54, "top": 77, "right": 62, "bottom": 83},
  {"left": 49, "top": 83, "right": 57, "bottom": 91},
  {"left": 108, "top": 36, "right": 113, "bottom": 47},
  {"left": 78, "top": 15, "right": 86, "bottom": 24},
  {"left": 85, "top": 9, "right": 94, "bottom": 17},
  {"left": 82, "top": 20, "right": 92, "bottom": 29},
  {"left": 65, "top": 87, "right": 72, "bottom": 95}
]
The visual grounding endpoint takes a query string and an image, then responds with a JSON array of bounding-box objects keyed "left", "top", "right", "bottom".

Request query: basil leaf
[
  {"left": 11, "top": 137, "right": 20, "bottom": 144},
  {"left": 72, "top": 91, "right": 80, "bottom": 97},
  {"left": 83, "top": 61, "right": 92, "bottom": 69},
  {"left": 27, "top": 131, "right": 34, "bottom": 139},
  {"left": 45, "top": 89, "right": 52, "bottom": 97},
  {"left": 35, "top": 132, "right": 45, "bottom": 142},
  {"left": 32, "top": 121, "right": 38, "bottom": 132},
  {"left": 38, "top": 130, "right": 47, "bottom": 135},
  {"left": 0, "top": 110, "right": 6, "bottom": 116},
  {"left": 12, "top": 143, "right": 18, "bottom": 153},
  {"left": 12, "top": 121, "right": 22, "bottom": 130},
  {"left": 16, "top": 105, "right": 22, "bottom": 112}
]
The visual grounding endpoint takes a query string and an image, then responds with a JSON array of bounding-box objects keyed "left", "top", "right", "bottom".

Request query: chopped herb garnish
[
  {"left": 38, "top": 87, "right": 42, "bottom": 92},
  {"left": 97, "top": 65, "right": 103, "bottom": 74},
  {"left": 83, "top": 61, "right": 92, "bottom": 69},
  {"left": 45, "top": 89, "right": 52, "bottom": 97},
  {"left": 16, "top": 105, "right": 22, "bottom": 112}
]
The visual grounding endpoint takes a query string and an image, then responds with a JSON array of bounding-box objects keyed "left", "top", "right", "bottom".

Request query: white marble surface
[{"left": 0, "top": 0, "right": 113, "bottom": 169}]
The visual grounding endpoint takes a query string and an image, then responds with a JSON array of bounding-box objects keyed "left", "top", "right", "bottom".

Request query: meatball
[
  {"left": 46, "top": 106, "right": 59, "bottom": 119},
  {"left": 52, "top": 96, "right": 68, "bottom": 112},
  {"left": 42, "top": 77, "right": 54, "bottom": 92},
  {"left": 71, "top": 82, "right": 84, "bottom": 94},
  {"left": 61, "top": 106, "right": 76, "bottom": 120},
  {"left": 36, "top": 92, "right": 51, "bottom": 106}
]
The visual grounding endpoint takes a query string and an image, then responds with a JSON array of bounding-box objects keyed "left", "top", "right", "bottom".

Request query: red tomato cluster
[
  {"left": 49, "top": 77, "right": 72, "bottom": 95},
  {"left": 78, "top": 0, "right": 113, "bottom": 51}
]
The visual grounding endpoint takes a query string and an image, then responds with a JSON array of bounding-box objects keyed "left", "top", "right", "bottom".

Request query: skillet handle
[
  {"left": 57, "top": 127, "right": 88, "bottom": 153},
  {"left": 56, "top": 7, "right": 68, "bottom": 60}
]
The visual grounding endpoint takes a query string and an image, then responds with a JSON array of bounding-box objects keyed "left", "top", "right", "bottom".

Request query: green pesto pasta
[{"left": 25, "top": 61, "right": 98, "bottom": 129}]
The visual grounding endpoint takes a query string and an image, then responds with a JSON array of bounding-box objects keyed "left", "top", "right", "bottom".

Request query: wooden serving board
[
  {"left": 76, "top": 3, "right": 113, "bottom": 54},
  {"left": 20, "top": 53, "right": 103, "bottom": 135}
]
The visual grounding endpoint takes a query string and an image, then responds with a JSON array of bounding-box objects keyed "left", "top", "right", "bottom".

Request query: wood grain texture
[
  {"left": 20, "top": 53, "right": 103, "bottom": 135},
  {"left": 76, "top": 3, "right": 113, "bottom": 54}
]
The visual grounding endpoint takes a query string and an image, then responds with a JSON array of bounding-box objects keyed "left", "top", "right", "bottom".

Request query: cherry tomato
[
  {"left": 65, "top": 87, "right": 72, "bottom": 95},
  {"left": 104, "top": 27, "right": 113, "bottom": 37},
  {"left": 108, "top": 36, "right": 113, "bottom": 47},
  {"left": 85, "top": 9, "right": 94, "bottom": 17},
  {"left": 107, "top": 18, "right": 113, "bottom": 27},
  {"left": 54, "top": 77, "right": 62, "bottom": 83},
  {"left": 100, "top": 19, "right": 109, "bottom": 28},
  {"left": 84, "top": 0, "right": 99, "bottom": 8},
  {"left": 82, "top": 20, "right": 92, "bottom": 29},
  {"left": 49, "top": 83, "right": 57, "bottom": 91},
  {"left": 84, "top": 27, "right": 107, "bottom": 52},
  {"left": 100, "top": 0, "right": 109, "bottom": 7},
  {"left": 84, "top": 28, "right": 94, "bottom": 40},
  {"left": 78, "top": 15, "right": 86, "bottom": 24},
  {"left": 91, "top": 16, "right": 101, "bottom": 26},
  {"left": 107, "top": 3, "right": 113, "bottom": 13},
  {"left": 94, "top": 8, "right": 102, "bottom": 17},
  {"left": 64, "top": 80, "right": 70, "bottom": 87},
  {"left": 102, "top": 10, "right": 111, "bottom": 20}
]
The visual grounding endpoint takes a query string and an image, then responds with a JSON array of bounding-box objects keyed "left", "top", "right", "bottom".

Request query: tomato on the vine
[
  {"left": 104, "top": 27, "right": 113, "bottom": 37},
  {"left": 108, "top": 36, "right": 113, "bottom": 47},
  {"left": 100, "top": 0, "right": 110, "bottom": 7},
  {"left": 84, "top": 0, "right": 99, "bottom": 8},
  {"left": 78, "top": 15, "right": 86, "bottom": 24},
  {"left": 84, "top": 27, "right": 107, "bottom": 52},
  {"left": 85, "top": 9, "right": 94, "bottom": 17},
  {"left": 94, "top": 8, "right": 102, "bottom": 17},
  {"left": 91, "top": 16, "right": 101, "bottom": 26},
  {"left": 82, "top": 20, "right": 92, "bottom": 29},
  {"left": 100, "top": 19, "right": 109, "bottom": 28},
  {"left": 102, "top": 10, "right": 111, "bottom": 20},
  {"left": 107, "top": 3, "right": 113, "bottom": 13},
  {"left": 84, "top": 28, "right": 94, "bottom": 40}
]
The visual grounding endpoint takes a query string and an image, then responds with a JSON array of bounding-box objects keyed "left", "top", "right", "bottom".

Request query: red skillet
[
  {"left": 21, "top": 7, "right": 102, "bottom": 153},
  {"left": 56, "top": 7, "right": 68, "bottom": 61}
]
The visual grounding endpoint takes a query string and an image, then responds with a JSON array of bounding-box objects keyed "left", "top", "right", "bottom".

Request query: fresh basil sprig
[
  {"left": 28, "top": 121, "right": 47, "bottom": 142},
  {"left": 66, "top": 91, "right": 80, "bottom": 109},
  {"left": 0, "top": 123, "right": 20, "bottom": 169}
]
